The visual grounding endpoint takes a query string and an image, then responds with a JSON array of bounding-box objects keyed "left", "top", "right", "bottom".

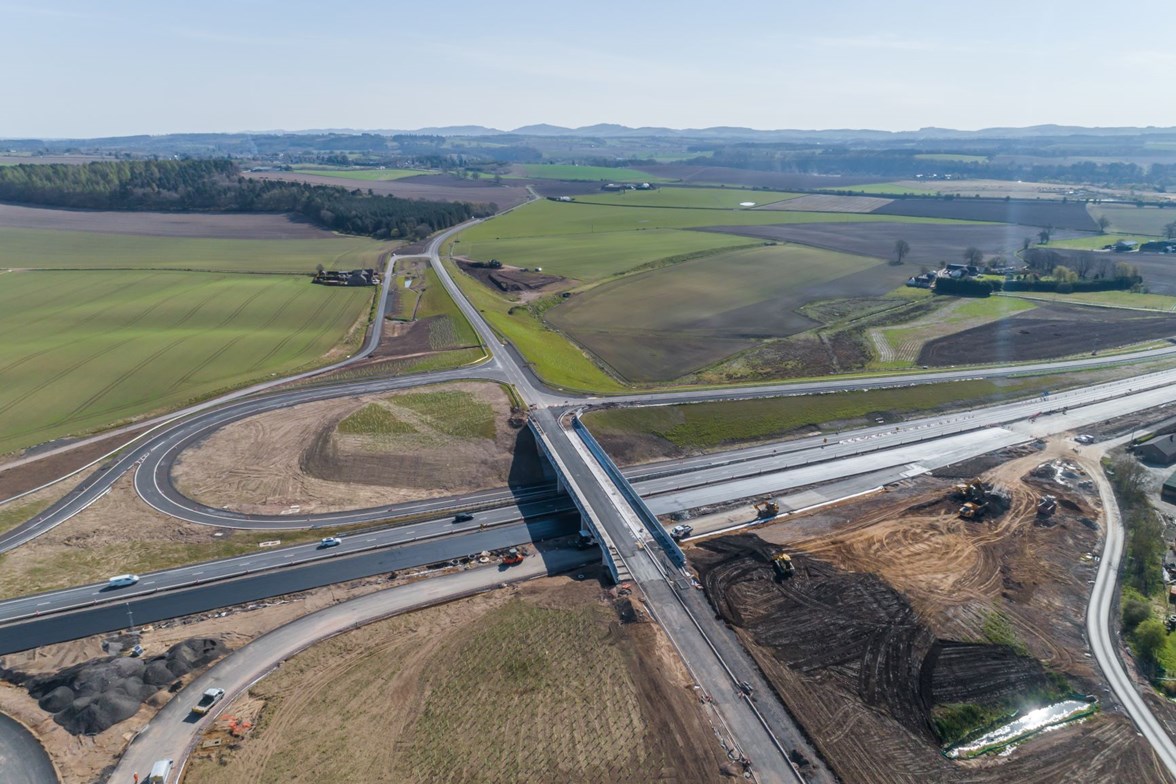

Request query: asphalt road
[
  {"left": 108, "top": 548, "right": 597, "bottom": 784},
  {"left": 0, "top": 514, "right": 578, "bottom": 655},
  {"left": 0, "top": 713, "right": 56, "bottom": 784}
]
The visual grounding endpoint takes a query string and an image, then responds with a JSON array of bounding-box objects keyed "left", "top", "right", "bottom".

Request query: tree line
[{"left": 0, "top": 159, "right": 490, "bottom": 239}]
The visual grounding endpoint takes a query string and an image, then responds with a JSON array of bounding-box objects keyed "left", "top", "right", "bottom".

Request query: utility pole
[{"left": 126, "top": 603, "right": 135, "bottom": 634}]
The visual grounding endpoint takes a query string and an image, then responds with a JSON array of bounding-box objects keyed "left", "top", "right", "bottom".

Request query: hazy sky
[{"left": 4, "top": 0, "right": 1175, "bottom": 137}]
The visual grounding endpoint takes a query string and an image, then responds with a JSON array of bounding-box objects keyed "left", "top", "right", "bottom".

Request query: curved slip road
[
  {"left": 108, "top": 548, "right": 595, "bottom": 784},
  {"left": 0, "top": 713, "right": 57, "bottom": 784}
]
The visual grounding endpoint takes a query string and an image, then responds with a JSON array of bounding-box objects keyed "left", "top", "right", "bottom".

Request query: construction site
[{"left": 686, "top": 440, "right": 1172, "bottom": 783}]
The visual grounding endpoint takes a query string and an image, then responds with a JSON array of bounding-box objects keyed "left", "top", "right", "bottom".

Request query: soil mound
[{"left": 5, "top": 638, "right": 226, "bottom": 735}]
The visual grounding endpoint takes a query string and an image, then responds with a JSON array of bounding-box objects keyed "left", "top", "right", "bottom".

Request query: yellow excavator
[
  {"left": 771, "top": 550, "right": 794, "bottom": 579},
  {"left": 755, "top": 501, "right": 780, "bottom": 519}
]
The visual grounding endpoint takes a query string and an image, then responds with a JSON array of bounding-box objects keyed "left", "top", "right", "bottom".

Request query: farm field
[
  {"left": 838, "top": 182, "right": 942, "bottom": 196},
  {"left": 917, "top": 301, "right": 1176, "bottom": 366},
  {"left": 639, "top": 163, "right": 886, "bottom": 190},
  {"left": 703, "top": 221, "right": 1087, "bottom": 266},
  {"left": 758, "top": 194, "right": 892, "bottom": 212},
  {"left": 584, "top": 365, "right": 1145, "bottom": 464},
  {"left": 516, "top": 163, "right": 668, "bottom": 181},
  {"left": 841, "top": 179, "right": 1086, "bottom": 200},
  {"left": 290, "top": 167, "right": 432, "bottom": 180},
  {"left": 1048, "top": 233, "right": 1153, "bottom": 250},
  {"left": 871, "top": 296, "right": 1038, "bottom": 367},
  {"left": 548, "top": 244, "right": 899, "bottom": 381},
  {"left": 914, "top": 153, "right": 989, "bottom": 162},
  {"left": 0, "top": 227, "right": 386, "bottom": 273},
  {"left": 0, "top": 204, "right": 339, "bottom": 240},
  {"left": 1002, "top": 290, "right": 1176, "bottom": 311},
  {"left": 186, "top": 574, "right": 729, "bottom": 784},
  {"left": 572, "top": 186, "right": 799, "bottom": 209},
  {"left": 1088, "top": 203, "right": 1176, "bottom": 236},
  {"left": 872, "top": 197, "right": 1099, "bottom": 231},
  {"left": 248, "top": 171, "right": 532, "bottom": 210},
  {"left": 0, "top": 269, "right": 372, "bottom": 455}
]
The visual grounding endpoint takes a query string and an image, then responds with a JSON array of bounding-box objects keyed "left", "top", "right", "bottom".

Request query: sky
[{"left": 3, "top": 0, "right": 1175, "bottom": 138}]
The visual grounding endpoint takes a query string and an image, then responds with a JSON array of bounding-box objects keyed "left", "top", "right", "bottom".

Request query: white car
[
  {"left": 670, "top": 524, "right": 694, "bottom": 541},
  {"left": 107, "top": 574, "right": 140, "bottom": 588},
  {"left": 1075, "top": 434, "right": 1095, "bottom": 445},
  {"left": 319, "top": 536, "right": 343, "bottom": 548}
]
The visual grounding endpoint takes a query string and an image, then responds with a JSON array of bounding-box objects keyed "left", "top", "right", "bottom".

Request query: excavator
[
  {"left": 501, "top": 547, "right": 525, "bottom": 566},
  {"left": 755, "top": 501, "right": 780, "bottom": 519},
  {"left": 771, "top": 550, "right": 794, "bottom": 579}
]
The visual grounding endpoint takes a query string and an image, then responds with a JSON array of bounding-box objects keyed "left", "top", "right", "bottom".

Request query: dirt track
[
  {"left": 0, "top": 204, "right": 336, "bottom": 239},
  {"left": 688, "top": 441, "right": 1170, "bottom": 783}
]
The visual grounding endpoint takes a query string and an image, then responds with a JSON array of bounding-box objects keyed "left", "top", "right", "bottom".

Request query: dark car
[{"left": 453, "top": 513, "right": 474, "bottom": 523}]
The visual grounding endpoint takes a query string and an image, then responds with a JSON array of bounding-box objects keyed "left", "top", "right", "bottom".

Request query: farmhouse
[
  {"left": 1162, "top": 471, "right": 1176, "bottom": 504},
  {"left": 906, "top": 272, "right": 935, "bottom": 289},
  {"left": 312, "top": 268, "right": 379, "bottom": 287},
  {"left": 1137, "top": 434, "right": 1176, "bottom": 466}
]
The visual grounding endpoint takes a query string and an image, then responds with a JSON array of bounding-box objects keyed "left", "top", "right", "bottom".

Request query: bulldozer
[
  {"left": 951, "top": 480, "right": 988, "bottom": 503},
  {"left": 1037, "top": 495, "right": 1058, "bottom": 517},
  {"left": 771, "top": 550, "right": 795, "bottom": 579},
  {"left": 958, "top": 500, "right": 989, "bottom": 520},
  {"left": 755, "top": 501, "right": 780, "bottom": 519}
]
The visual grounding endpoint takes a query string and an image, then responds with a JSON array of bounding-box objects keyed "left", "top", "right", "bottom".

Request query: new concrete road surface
[
  {"left": 109, "top": 548, "right": 595, "bottom": 784},
  {"left": 0, "top": 713, "right": 56, "bottom": 784},
  {"left": 0, "top": 515, "right": 578, "bottom": 655},
  {"left": 1088, "top": 442, "right": 1176, "bottom": 779}
]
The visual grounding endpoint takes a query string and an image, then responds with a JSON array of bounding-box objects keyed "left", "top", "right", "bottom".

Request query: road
[
  {"left": 1087, "top": 441, "right": 1176, "bottom": 780},
  {"left": 108, "top": 548, "right": 596, "bottom": 784},
  {"left": 0, "top": 713, "right": 56, "bottom": 784}
]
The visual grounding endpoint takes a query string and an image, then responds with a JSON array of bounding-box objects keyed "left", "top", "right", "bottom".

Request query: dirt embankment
[
  {"left": 687, "top": 443, "right": 1166, "bottom": 783},
  {"left": 185, "top": 573, "right": 733, "bottom": 784},
  {"left": 456, "top": 259, "right": 565, "bottom": 297},
  {"left": 173, "top": 382, "right": 542, "bottom": 515}
]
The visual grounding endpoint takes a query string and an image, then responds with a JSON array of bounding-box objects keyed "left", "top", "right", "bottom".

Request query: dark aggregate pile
[{"left": 2, "top": 638, "right": 225, "bottom": 735}]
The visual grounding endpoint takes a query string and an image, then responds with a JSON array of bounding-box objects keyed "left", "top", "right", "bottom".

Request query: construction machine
[
  {"left": 1037, "top": 495, "right": 1058, "bottom": 517},
  {"left": 771, "top": 550, "right": 795, "bottom": 579},
  {"left": 951, "top": 480, "right": 988, "bottom": 503},
  {"left": 959, "top": 501, "right": 989, "bottom": 520},
  {"left": 501, "top": 547, "right": 525, "bottom": 566},
  {"left": 755, "top": 501, "right": 780, "bottom": 519}
]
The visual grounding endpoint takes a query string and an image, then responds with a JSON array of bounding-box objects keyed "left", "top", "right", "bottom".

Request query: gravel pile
[{"left": 7, "top": 638, "right": 225, "bottom": 735}]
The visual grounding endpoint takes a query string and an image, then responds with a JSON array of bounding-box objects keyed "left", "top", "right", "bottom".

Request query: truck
[
  {"left": 670, "top": 524, "right": 693, "bottom": 541},
  {"left": 146, "top": 759, "right": 174, "bottom": 783},
  {"left": 191, "top": 687, "right": 225, "bottom": 716},
  {"left": 501, "top": 547, "right": 525, "bottom": 566},
  {"left": 771, "top": 550, "right": 795, "bottom": 579}
]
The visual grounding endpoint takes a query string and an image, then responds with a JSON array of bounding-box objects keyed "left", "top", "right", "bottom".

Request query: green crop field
[
  {"left": 0, "top": 269, "right": 372, "bottom": 454},
  {"left": 1002, "top": 290, "right": 1176, "bottom": 311},
  {"left": 518, "top": 163, "right": 669, "bottom": 182},
  {"left": 291, "top": 167, "right": 432, "bottom": 181},
  {"left": 548, "top": 244, "right": 891, "bottom": 381},
  {"left": 1048, "top": 233, "right": 1153, "bottom": 250},
  {"left": 0, "top": 228, "right": 386, "bottom": 274},
  {"left": 1087, "top": 204, "right": 1176, "bottom": 236},
  {"left": 572, "top": 186, "right": 799, "bottom": 209},
  {"left": 837, "top": 182, "right": 941, "bottom": 196}
]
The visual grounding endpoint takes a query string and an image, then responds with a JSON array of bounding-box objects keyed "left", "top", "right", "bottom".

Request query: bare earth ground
[
  {"left": 687, "top": 439, "right": 1169, "bottom": 783},
  {"left": 0, "top": 424, "right": 154, "bottom": 501},
  {"left": 700, "top": 221, "right": 1088, "bottom": 267},
  {"left": 185, "top": 572, "right": 732, "bottom": 784},
  {"left": 246, "top": 171, "right": 532, "bottom": 210},
  {"left": 0, "top": 204, "right": 336, "bottom": 239},
  {"left": 0, "top": 566, "right": 450, "bottom": 783},
  {"left": 173, "top": 381, "right": 540, "bottom": 515},
  {"left": 756, "top": 194, "right": 892, "bottom": 213},
  {"left": 918, "top": 301, "right": 1176, "bottom": 366}
]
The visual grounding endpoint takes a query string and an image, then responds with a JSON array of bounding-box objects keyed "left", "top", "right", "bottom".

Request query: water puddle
[{"left": 945, "top": 699, "right": 1096, "bottom": 759}]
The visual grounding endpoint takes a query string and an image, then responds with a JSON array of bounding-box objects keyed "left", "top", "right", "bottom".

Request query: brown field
[
  {"left": 0, "top": 204, "right": 336, "bottom": 239},
  {"left": 873, "top": 198, "right": 1100, "bottom": 231},
  {"left": 173, "top": 381, "right": 540, "bottom": 515},
  {"left": 701, "top": 221, "right": 1088, "bottom": 266},
  {"left": 247, "top": 171, "right": 532, "bottom": 209},
  {"left": 756, "top": 194, "right": 893, "bottom": 213},
  {"left": 689, "top": 443, "right": 1169, "bottom": 783},
  {"left": 456, "top": 259, "right": 564, "bottom": 297},
  {"left": 643, "top": 164, "right": 887, "bottom": 189},
  {"left": 186, "top": 573, "right": 732, "bottom": 784},
  {"left": 918, "top": 301, "right": 1176, "bottom": 366}
]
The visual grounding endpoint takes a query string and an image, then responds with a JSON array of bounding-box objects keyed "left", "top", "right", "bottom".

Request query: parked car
[
  {"left": 1075, "top": 434, "right": 1095, "bottom": 445},
  {"left": 107, "top": 574, "right": 140, "bottom": 588},
  {"left": 319, "top": 536, "right": 343, "bottom": 548}
]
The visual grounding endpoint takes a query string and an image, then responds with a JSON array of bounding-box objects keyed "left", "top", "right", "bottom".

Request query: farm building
[
  {"left": 1137, "top": 434, "right": 1176, "bottom": 466},
  {"left": 1163, "top": 471, "right": 1176, "bottom": 504}
]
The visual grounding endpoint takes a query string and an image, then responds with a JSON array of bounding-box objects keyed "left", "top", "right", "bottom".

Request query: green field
[
  {"left": 837, "top": 182, "right": 941, "bottom": 196},
  {"left": 572, "top": 186, "right": 799, "bottom": 209},
  {"left": 291, "top": 167, "right": 432, "bottom": 181},
  {"left": 548, "top": 244, "right": 890, "bottom": 381},
  {"left": 1048, "top": 233, "right": 1154, "bottom": 250},
  {"left": 416, "top": 267, "right": 481, "bottom": 350},
  {"left": 518, "top": 163, "right": 668, "bottom": 182},
  {"left": 1002, "top": 290, "right": 1176, "bottom": 311},
  {"left": 0, "top": 270, "right": 372, "bottom": 453},
  {"left": 0, "top": 228, "right": 386, "bottom": 273},
  {"left": 1087, "top": 204, "right": 1176, "bottom": 236},
  {"left": 395, "top": 389, "right": 496, "bottom": 439}
]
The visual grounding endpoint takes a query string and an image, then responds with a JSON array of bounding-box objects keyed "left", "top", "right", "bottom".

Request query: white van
[{"left": 146, "top": 758, "right": 173, "bottom": 783}]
